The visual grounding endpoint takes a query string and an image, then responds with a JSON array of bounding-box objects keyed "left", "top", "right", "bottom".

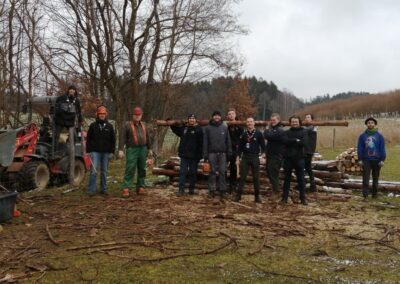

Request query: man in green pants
[{"left": 118, "top": 106, "right": 153, "bottom": 197}]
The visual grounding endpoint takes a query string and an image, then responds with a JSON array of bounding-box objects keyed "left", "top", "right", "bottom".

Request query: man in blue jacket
[
  {"left": 171, "top": 114, "right": 203, "bottom": 196},
  {"left": 357, "top": 117, "right": 386, "bottom": 199}
]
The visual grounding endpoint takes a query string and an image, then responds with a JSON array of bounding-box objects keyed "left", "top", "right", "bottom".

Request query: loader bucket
[{"left": 0, "top": 130, "right": 17, "bottom": 167}]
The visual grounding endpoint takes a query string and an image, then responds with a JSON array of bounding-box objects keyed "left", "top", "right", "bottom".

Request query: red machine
[{"left": 0, "top": 96, "right": 90, "bottom": 191}]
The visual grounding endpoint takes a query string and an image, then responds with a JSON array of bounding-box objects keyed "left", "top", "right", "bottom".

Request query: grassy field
[{"left": 1, "top": 158, "right": 400, "bottom": 283}]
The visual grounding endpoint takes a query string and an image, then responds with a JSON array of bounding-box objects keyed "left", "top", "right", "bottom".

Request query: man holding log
[
  {"left": 304, "top": 113, "right": 317, "bottom": 191},
  {"left": 357, "top": 117, "right": 386, "bottom": 200},
  {"left": 203, "top": 110, "right": 232, "bottom": 199},
  {"left": 234, "top": 117, "right": 265, "bottom": 203},
  {"left": 226, "top": 108, "right": 244, "bottom": 194},
  {"left": 264, "top": 113, "right": 285, "bottom": 194},
  {"left": 118, "top": 107, "right": 153, "bottom": 197},
  {"left": 170, "top": 114, "right": 203, "bottom": 196},
  {"left": 281, "top": 115, "right": 308, "bottom": 205}
]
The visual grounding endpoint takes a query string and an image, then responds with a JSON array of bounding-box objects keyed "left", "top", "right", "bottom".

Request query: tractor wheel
[
  {"left": 72, "top": 159, "right": 86, "bottom": 186},
  {"left": 19, "top": 161, "right": 50, "bottom": 191}
]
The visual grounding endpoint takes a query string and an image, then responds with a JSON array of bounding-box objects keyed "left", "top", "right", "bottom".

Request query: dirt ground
[{"left": 1, "top": 183, "right": 400, "bottom": 283}]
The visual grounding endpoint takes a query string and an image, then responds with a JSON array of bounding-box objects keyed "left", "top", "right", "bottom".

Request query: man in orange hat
[
  {"left": 86, "top": 105, "right": 116, "bottom": 196},
  {"left": 119, "top": 106, "right": 153, "bottom": 197}
]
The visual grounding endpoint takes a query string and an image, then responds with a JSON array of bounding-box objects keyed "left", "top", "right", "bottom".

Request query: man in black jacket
[
  {"left": 281, "top": 115, "right": 308, "bottom": 205},
  {"left": 171, "top": 114, "right": 203, "bottom": 196},
  {"left": 264, "top": 113, "right": 285, "bottom": 193},
  {"left": 226, "top": 108, "right": 243, "bottom": 194},
  {"left": 234, "top": 117, "right": 265, "bottom": 203},
  {"left": 86, "top": 106, "right": 116, "bottom": 195},
  {"left": 54, "top": 85, "right": 83, "bottom": 150},
  {"left": 203, "top": 111, "right": 232, "bottom": 199},
  {"left": 304, "top": 114, "right": 317, "bottom": 191}
]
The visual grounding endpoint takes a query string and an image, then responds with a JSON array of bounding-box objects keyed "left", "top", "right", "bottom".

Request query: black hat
[
  {"left": 211, "top": 110, "right": 222, "bottom": 117},
  {"left": 187, "top": 113, "right": 196, "bottom": 119},
  {"left": 68, "top": 85, "right": 77, "bottom": 91},
  {"left": 364, "top": 117, "right": 377, "bottom": 125}
]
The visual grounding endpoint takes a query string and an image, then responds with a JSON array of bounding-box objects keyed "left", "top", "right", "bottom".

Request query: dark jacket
[
  {"left": 304, "top": 126, "right": 317, "bottom": 155},
  {"left": 283, "top": 127, "right": 308, "bottom": 159},
  {"left": 263, "top": 123, "right": 285, "bottom": 159},
  {"left": 203, "top": 120, "right": 232, "bottom": 158},
  {"left": 357, "top": 130, "right": 386, "bottom": 161},
  {"left": 171, "top": 124, "right": 203, "bottom": 160},
  {"left": 55, "top": 94, "right": 83, "bottom": 127},
  {"left": 239, "top": 129, "right": 265, "bottom": 156},
  {"left": 86, "top": 118, "right": 116, "bottom": 153},
  {"left": 121, "top": 121, "right": 151, "bottom": 149},
  {"left": 228, "top": 124, "right": 244, "bottom": 155}
]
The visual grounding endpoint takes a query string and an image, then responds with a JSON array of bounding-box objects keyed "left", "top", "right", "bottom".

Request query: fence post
[{"left": 332, "top": 128, "right": 336, "bottom": 150}]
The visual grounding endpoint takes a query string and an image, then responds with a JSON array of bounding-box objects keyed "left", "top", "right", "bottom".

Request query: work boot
[
  {"left": 255, "top": 195, "right": 262, "bottom": 203},
  {"left": 279, "top": 198, "right": 288, "bottom": 205},
  {"left": 300, "top": 199, "right": 308, "bottom": 206},
  {"left": 310, "top": 181, "right": 317, "bottom": 192},
  {"left": 122, "top": 188, "right": 130, "bottom": 198},
  {"left": 234, "top": 192, "right": 242, "bottom": 202},
  {"left": 176, "top": 191, "right": 184, "bottom": 197},
  {"left": 207, "top": 191, "right": 214, "bottom": 198},
  {"left": 136, "top": 187, "right": 145, "bottom": 194}
]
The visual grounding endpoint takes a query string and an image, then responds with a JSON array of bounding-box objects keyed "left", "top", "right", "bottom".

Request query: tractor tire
[
  {"left": 72, "top": 159, "right": 86, "bottom": 186},
  {"left": 19, "top": 161, "right": 50, "bottom": 191}
]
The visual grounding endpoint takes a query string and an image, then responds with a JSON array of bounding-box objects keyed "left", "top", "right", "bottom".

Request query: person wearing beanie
[
  {"left": 281, "top": 115, "right": 308, "bottom": 205},
  {"left": 86, "top": 106, "right": 116, "bottom": 196},
  {"left": 357, "top": 117, "right": 386, "bottom": 200},
  {"left": 170, "top": 114, "right": 203, "bottom": 196},
  {"left": 226, "top": 108, "right": 244, "bottom": 194},
  {"left": 203, "top": 110, "right": 232, "bottom": 199},
  {"left": 119, "top": 106, "right": 153, "bottom": 197},
  {"left": 54, "top": 85, "right": 84, "bottom": 150}
]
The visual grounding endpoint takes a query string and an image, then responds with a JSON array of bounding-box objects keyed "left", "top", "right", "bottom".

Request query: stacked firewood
[{"left": 336, "top": 148, "right": 362, "bottom": 175}]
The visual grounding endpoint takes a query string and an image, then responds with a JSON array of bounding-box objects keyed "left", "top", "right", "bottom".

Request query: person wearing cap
[
  {"left": 119, "top": 106, "right": 153, "bottom": 197},
  {"left": 357, "top": 117, "right": 386, "bottom": 200},
  {"left": 234, "top": 117, "right": 265, "bottom": 203},
  {"left": 86, "top": 106, "right": 116, "bottom": 196},
  {"left": 226, "top": 108, "right": 244, "bottom": 194},
  {"left": 170, "top": 114, "right": 203, "bottom": 196},
  {"left": 203, "top": 110, "right": 232, "bottom": 199},
  {"left": 54, "top": 85, "right": 84, "bottom": 150}
]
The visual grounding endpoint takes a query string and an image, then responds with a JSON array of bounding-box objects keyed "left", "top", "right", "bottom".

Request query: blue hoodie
[{"left": 357, "top": 129, "right": 386, "bottom": 161}]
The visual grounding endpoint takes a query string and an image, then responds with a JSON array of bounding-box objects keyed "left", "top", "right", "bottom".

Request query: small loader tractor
[{"left": 0, "top": 96, "right": 90, "bottom": 191}]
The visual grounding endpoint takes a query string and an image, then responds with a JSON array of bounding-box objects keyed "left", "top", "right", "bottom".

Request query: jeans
[
  {"left": 178, "top": 158, "right": 199, "bottom": 193},
  {"left": 208, "top": 152, "right": 227, "bottom": 196},
  {"left": 87, "top": 152, "right": 110, "bottom": 194},
  {"left": 282, "top": 158, "right": 306, "bottom": 201},
  {"left": 362, "top": 160, "right": 381, "bottom": 197},
  {"left": 266, "top": 157, "right": 282, "bottom": 192},
  {"left": 238, "top": 154, "right": 260, "bottom": 197},
  {"left": 228, "top": 153, "right": 240, "bottom": 190}
]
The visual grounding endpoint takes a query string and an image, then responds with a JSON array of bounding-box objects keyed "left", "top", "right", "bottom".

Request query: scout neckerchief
[
  {"left": 245, "top": 129, "right": 256, "bottom": 149},
  {"left": 130, "top": 121, "right": 147, "bottom": 145}
]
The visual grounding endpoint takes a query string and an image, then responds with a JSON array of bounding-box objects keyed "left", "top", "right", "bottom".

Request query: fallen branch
[
  {"left": 247, "top": 233, "right": 268, "bottom": 256},
  {"left": 66, "top": 240, "right": 168, "bottom": 251},
  {"left": 46, "top": 225, "right": 60, "bottom": 246}
]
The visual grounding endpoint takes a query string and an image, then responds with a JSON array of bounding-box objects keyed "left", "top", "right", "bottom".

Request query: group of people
[{"left": 55, "top": 86, "right": 386, "bottom": 203}]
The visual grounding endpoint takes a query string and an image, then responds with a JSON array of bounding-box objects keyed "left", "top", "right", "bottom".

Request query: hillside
[{"left": 297, "top": 90, "right": 400, "bottom": 119}]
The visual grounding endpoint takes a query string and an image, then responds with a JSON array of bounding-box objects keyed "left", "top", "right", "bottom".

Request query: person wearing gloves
[
  {"left": 170, "top": 114, "right": 203, "bottom": 196},
  {"left": 118, "top": 106, "right": 153, "bottom": 197},
  {"left": 357, "top": 117, "right": 386, "bottom": 200},
  {"left": 86, "top": 106, "right": 116, "bottom": 196},
  {"left": 203, "top": 110, "right": 232, "bottom": 199},
  {"left": 303, "top": 114, "right": 318, "bottom": 191},
  {"left": 281, "top": 115, "right": 308, "bottom": 205},
  {"left": 234, "top": 117, "right": 265, "bottom": 203},
  {"left": 54, "top": 85, "right": 84, "bottom": 150}
]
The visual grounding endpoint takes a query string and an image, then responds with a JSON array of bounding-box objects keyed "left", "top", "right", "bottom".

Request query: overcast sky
[{"left": 235, "top": 0, "right": 400, "bottom": 100}]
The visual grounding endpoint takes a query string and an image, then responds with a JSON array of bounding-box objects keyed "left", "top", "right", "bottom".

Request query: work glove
[
  {"left": 358, "top": 160, "right": 363, "bottom": 166},
  {"left": 378, "top": 161, "right": 384, "bottom": 167},
  {"left": 118, "top": 150, "right": 125, "bottom": 159}
]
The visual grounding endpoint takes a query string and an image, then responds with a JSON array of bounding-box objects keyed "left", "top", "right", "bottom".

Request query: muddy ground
[{"left": 1, "top": 183, "right": 400, "bottom": 283}]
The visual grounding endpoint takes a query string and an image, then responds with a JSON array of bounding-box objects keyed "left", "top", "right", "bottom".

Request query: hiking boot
[
  {"left": 100, "top": 191, "right": 109, "bottom": 196},
  {"left": 255, "top": 195, "right": 262, "bottom": 203},
  {"left": 122, "top": 188, "right": 130, "bottom": 198},
  {"left": 188, "top": 191, "right": 195, "bottom": 195},
  {"left": 136, "top": 187, "right": 145, "bottom": 194},
  {"left": 176, "top": 191, "right": 184, "bottom": 197},
  {"left": 279, "top": 198, "right": 288, "bottom": 204},
  {"left": 207, "top": 191, "right": 214, "bottom": 199},
  {"left": 300, "top": 199, "right": 308, "bottom": 206}
]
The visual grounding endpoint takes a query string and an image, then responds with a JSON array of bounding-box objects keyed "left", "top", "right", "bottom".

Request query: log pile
[{"left": 336, "top": 148, "right": 362, "bottom": 175}]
